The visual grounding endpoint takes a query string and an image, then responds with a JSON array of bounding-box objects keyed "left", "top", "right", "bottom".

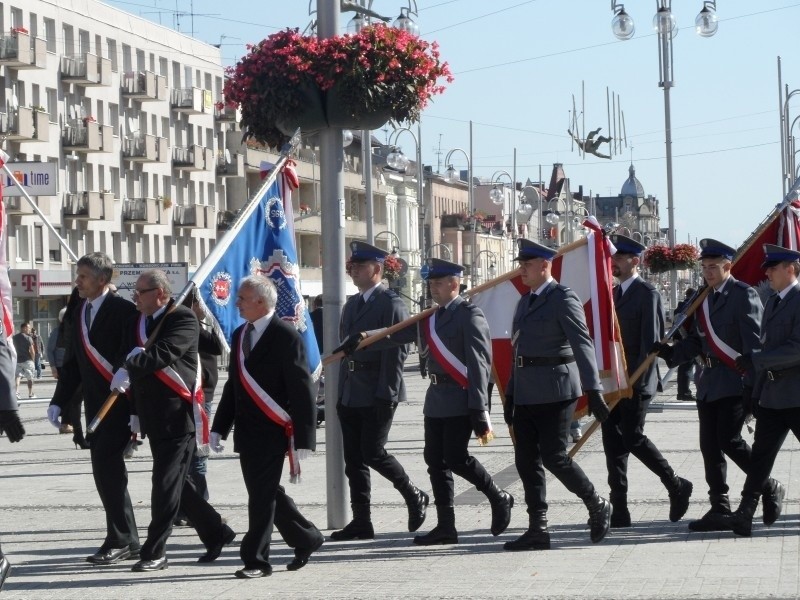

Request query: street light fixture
[
  {"left": 425, "top": 243, "right": 452, "bottom": 260},
  {"left": 444, "top": 146, "right": 474, "bottom": 270},
  {"left": 474, "top": 249, "right": 498, "bottom": 284},
  {"left": 375, "top": 230, "right": 401, "bottom": 254},
  {"left": 393, "top": 1, "right": 419, "bottom": 35}
]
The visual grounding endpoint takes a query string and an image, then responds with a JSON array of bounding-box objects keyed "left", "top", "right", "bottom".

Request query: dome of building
[{"left": 620, "top": 163, "right": 644, "bottom": 198}]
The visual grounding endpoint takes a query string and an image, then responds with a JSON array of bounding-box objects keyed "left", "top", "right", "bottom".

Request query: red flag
[{"left": 0, "top": 150, "right": 14, "bottom": 345}]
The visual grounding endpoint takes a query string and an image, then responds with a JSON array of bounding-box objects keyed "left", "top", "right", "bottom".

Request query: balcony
[
  {"left": 214, "top": 102, "right": 238, "bottom": 123},
  {"left": 0, "top": 32, "right": 46, "bottom": 69},
  {"left": 170, "top": 87, "right": 205, "bottom": 114},
  {"left": 172, "top": 145, "right": 212, "bottom": 171},
  {"left": 173, "top": 204, "right": 209, "bottom": 229},
  {"left": 122, "top": 198, "right": 158, "bottom": 224},
  {"left": 215, "top": 151, "right": 244, "bottom": 178},
  {"left": 4, "top": 196, "right": 35, "bottom": 215},
  {"left": 0, "top": 107, "right": 35, "bottom": 141},
  {"left": 122, "top": 133, "right": 168, "bottom": 163},
  {"left": 63, "top": 191, "right": 114, "bottom": 221},
  {"left": 60, "top": 53, "right": 112, "bottom": 86},
  {"left": 62, "top": 120, "right": 113, "bottom": 153},
  {"left": 121, "top": 71, "right": 167, "bottom": 101},
  {"left": 217, "top": 209, "right": 237, "bottom": 231}
]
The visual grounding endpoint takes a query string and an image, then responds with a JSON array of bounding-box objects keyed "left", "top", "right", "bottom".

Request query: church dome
[{"left": 620, "top": 163, "right": 644, "bottom": 198}]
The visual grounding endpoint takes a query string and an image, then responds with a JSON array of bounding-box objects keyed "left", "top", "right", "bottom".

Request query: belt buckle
[
  {"left": 430, "top": 373, "right": 438, "bottom": 385},
  {"left": 516, "top": 356, "right": 524, "bottom": 368},
  {"left": 348, "top": 360, "right": 355, "bottom": 372},
  {"left": 704, "top": 357, "right": 713, "bottom": 368},
  {"left": 767, "top": 370, "right": 775, "bottom": 381}
]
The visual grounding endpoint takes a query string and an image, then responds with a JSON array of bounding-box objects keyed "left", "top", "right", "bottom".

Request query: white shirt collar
[
  {"left": 87, "top": 288, "right": 109, "bottom": 315},
  {"left": 619, "top": 274, "right": 639, "bottom": 295},
  {"left": 714, "top": 277, "right": 731, "bottom": 294},
  {"left": 248, "top": 310, "right": 275, "bottom": 348},
  {"left": 532, "top": 277, "right": 554, "bottom": 296},
  {"left": 361, "top": 282, "right": 382, "bottom": 303},
  {"left": 151, "top": 304, "right": 168, "bottom": 321},
  {"left": 779, "top": 281, "right": 798, "bottom": 299}
]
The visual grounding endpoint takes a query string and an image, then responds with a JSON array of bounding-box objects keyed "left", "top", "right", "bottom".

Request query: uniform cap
[
  {"left": 349, "top": 241, "right": 389, "bottom": 263},
  {"left": 700, "top": 238, "right": 735, "bottom": 261},
  {"left": 512, "top": 238, "right": 557, "bottom": 262},
  {"left": 761, "top": 243, "right": 800, "bottom": 269},
  {"left": 424, "top": 258, "right": 464, "bottom": 280},
  {"left": 610, "top": 234, "right": 645, "bottom": 256}
]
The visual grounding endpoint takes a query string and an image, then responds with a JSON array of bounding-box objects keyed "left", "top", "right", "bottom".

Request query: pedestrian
[
  {"left": 12, "top": 323, "right": 35, "bottom": 399},
  {"left": 310, "top": 294, "right": 324, "bottom": 353},
  {"left": 674, "top": 287, "right": 698, "bottom": 401},
  {"left": 115, "top": 269, "right": 235, "bottom": 572},
  {"left": 336, "top": 258, "right": 514, "bottom": 545},
  {"left": 713, "top": 244, "right": 798, "bottom": 536},
  {"left": 31, "top": 328, "right": 44, "bottom": 379},
  {"left": 604, "top": 234, "right": 692, "bottom": 528},
  {"left": 46, "top": 252, "right": 140, "bottom": 564},
  {"left": 502, "top": 238, "right": 612, "bottom": 550},
  {"left": 211, "top": 275, "right": 322, "bottom": 578},
  {"left": 330, "top": 241, "right": 429, "bottom": 541}
]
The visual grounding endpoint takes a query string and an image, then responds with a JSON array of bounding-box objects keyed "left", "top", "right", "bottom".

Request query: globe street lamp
[
  {"left": 387, "top": 123, "right": 423, "bottom": 264},
  {"left": 444, "top": 146, "right": 474, "bottom": 274},
  {"left": 611, "top": 0, "right": 718, "bottom": 310},
  {"left": 490, "top": 170, "right": 515, "bottom": 240}
]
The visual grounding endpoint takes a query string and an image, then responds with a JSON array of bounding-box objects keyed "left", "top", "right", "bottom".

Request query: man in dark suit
[
  {"left": 331, "top": 241, "right": 428, "bottom": 540},
  {"left": 715, "top": 244, "right": 800, "bottom": 536},
  {"left": 310, "top": 294, "right": 324, "bottom": 353},
  {"left": 502, "top": 239, "right": 612, "bottom": 551},
  {"left": 674, "top": 287, "right": 697, "bottom": 401},
  {"left": 115, "top": 269, "right": 234, "bottom": 572},
  {"left": 337, "top": 258, "right": 514, "bottom": 545},
  {"left": 655, "top": 239, "right": 781, "bottom": 532},
  {"left": 211, "top": 275, "right": 322, "bottom": 578},
  {"left": 46, "top": 252, "right": 141, "bottom": 565},
  {"left": 604, "top": 234, "right": 692, "bottom": 528}
]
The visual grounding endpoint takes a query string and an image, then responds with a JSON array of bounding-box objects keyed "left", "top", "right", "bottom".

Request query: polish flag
[
  {"left": 0, "top": 149, "right": 14, "bottom": 345},
  {"left": 471, "top": 218, "right": 629, "bottom": 416}
]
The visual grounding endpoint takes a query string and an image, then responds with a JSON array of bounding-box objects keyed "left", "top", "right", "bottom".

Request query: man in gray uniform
[
  {"left": 331, "top": 241, "right": 428, "bottom": 540},
  {"left": 605, "top": 234, "right": 692, "bottom": 527},
  {"left": 717, "top": 244, "right": 800, "bottom": 536},
  {"left": 502, "top": 239, "right": 612, "bottom": 551},
  {"left": 654, "top": 239, "right": 782, "bottom": 531},
  {"left": 337, "top": 258, "right": 514, "bottom": 545}
]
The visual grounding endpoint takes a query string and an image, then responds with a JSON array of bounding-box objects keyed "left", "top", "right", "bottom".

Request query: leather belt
[
  {"left": 347, "top": 360, "right": 381, "bottom": 372},
  {"left": 516, "top": 355, "right": 575, "bottom": 368},
  {"left": 766, "top": 364, "right": 800, "bottom": 381},
  {"left": 429, "top": 372, "right": 459, "bottom": 386},
  {"left": 701, "top": 355, "right": 723, "bottom": 368}
]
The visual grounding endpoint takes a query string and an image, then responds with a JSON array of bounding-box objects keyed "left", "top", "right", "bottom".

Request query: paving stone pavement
[{"left": 1, "top": 357, "right": 799, "bottom": 599}]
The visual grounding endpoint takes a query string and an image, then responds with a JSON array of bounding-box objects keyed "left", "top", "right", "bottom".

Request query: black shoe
[
  {"left": 587, "top": 497, "right": 612, "bottom": 543},
  {"left": 762, "top": 479, "right": 785, "bottom": 525},
  {"left": 235, "top": 566, "right": 272, "bottom": 579},
  {"left": 131, "top": 557, "right": 168, "bottom": 572},
  {"left": 330, "top": 520, "right": 374, "bottom": 541},
  {"left": 668, "top": 478, "right": 693, "bottom": 522},
  {"left": 287, "top": 533, "right": 324, "bottom": 571},
  {"left": 490, "top": 490, "right": 514, "bottom": 536},
  {"left": 503, "top": 529, "right": 551, "bottom": 551},
  {"left": 86, "top": 546, "right": 133, "bottom": 565},
  {"left": 610, "top": 507, "right": 631, "bottom": 528},
  {"left": 406, "top": 487, "right": 430, "bottom": 533},
  {"left": 676, "top": 392, "right": 696, "bottom": 401},
  {"left": 412, "top": 525, "right": 459, "bottom": 546},
  {"left": 197, "top": 525, "right": 236, "bottom": 563},
  {"left": 0, "top": 556, "right": 10, "bottom": 592},
  {"left": 688, "top": 508, "right": 732, "bottom": 532}
]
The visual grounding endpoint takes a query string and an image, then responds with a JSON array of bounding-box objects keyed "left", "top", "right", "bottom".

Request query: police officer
[
  {"left": 337, "top": 258, "right": 514, "bottom": 544},
  {"left": 605, "top": 234, "right": 692, "bottom": 527},
  {"left": 654, "top": 239, "right": 782, "bottom": 532},
  {"left": 719, "top": 244, "right": 800, "bottom": 536},
  {"left": 502, "top": 239, "right": 612, "bottom": 550},
  {"left": 331, "top": 241, "right": 428, "bottom": 540}
]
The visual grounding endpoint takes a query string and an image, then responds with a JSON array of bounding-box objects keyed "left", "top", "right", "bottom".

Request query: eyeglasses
[{"left": 133, "top": 287, "right": 159, "bottom": 296}]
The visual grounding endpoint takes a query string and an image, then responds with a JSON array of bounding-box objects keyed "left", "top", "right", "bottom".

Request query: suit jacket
[
  {"left": 672, "top": 277, "right": 762, "bottom": 402},
  {"left": 753, "top": 283, "right": 800, "bottom": 408},
  {"left": 124, "top": 304, "right": 199, "bottom": 440},
  {"left": 212, "top": 317, "right": 317, "bottom": 454},
  {"left": 52, "top": 293, "right": 138, "bottom": 427},
  {"left": 0, "top": 332, "right": 16, "bottom": 411},
  {"left": 338, "top": 285, "right": 409, "bottom": 407},
  {"left": 198, "top": 327, "right": 222, "bottom": 395},
  {"left": 506, "top": 280, "right": 601, "bottom": 405},
  {"left": 615, "top": 277, "right": 665, "bottom": 396}
]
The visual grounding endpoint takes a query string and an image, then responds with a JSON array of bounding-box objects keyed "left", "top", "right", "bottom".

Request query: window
[
  {"left": 34, "top": 225, "right": 44, "bottom": 264},
  {"left": 78, "top": 29, "right": 90, "bottom": 55},
  {"left": 108, "top": 103, "right": 119, "bottom": 136},
  {"left": 107, "top": 39, "right": 117, "bottom": 72},
  {"left": 49, "top": 229, "right": 62, "bottom": 263},
  {"left": 17, "top": 226, "right": 30, "bottom": 262},
  {"left": 10, "top": 7, "right": 22, "bottom": 30},
  {"left": 29, "top": 13, "right": 38, "bottom": 39},
  {"left": 149, "top": 52, "right": 155, "bottom": 72},
  {"left": 136, "top": 49, "right": 144, "bottom": 72},
  {"left": 122, "top": 44, "right": 132, "bottom": 74},
  {"left": 159, "top": 57, "right": 168, "bottom": 79},
  {"left": 46, "top": 88, "right": 56, "bottom": 122},
  {"left": 63, "top": 24, "right": 75, "bottom": 56},
  {"left": 110, "top": 167, "right": 120, "bottom": 198},
  {"left": 44, "top": 18, "right": 55, "bottom": 53}
]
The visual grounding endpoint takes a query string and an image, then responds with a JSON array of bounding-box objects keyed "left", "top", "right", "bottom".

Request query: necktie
[
  {"left": 145, "top": 315, "right": 155, "bottom": 336},
  {"left": 243, "top": 322, "right": 255, "bottom": 358},
  {"left": 84, "top": 303, "right": 92, "bottom": 330},
  {"left": 773, "top": 295, "right": 782, "bottom": 310},
  {"left": 357, "top": 295, "right": 366, "bottom": 311},
  {"left": 614, "top": 286, "right": 622, "bottom": 303},
  {"left": 436, "top": 306, "right": 446, "bottom": 320},
  {"left": 712, "top": 291, "right": 721, "bottom": 306},
  {"left": 528, "top": 293, "right": 538, "bottom": 307}
]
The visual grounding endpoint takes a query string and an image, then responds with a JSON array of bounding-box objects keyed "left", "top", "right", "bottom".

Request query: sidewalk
[{"left": 1, "top": 359, "right": 798, "bottom": 599}]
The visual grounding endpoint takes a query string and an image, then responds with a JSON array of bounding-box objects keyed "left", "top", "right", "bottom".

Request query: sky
[{"left": 102, "top": 0, "right": 800, "bottom": 248}]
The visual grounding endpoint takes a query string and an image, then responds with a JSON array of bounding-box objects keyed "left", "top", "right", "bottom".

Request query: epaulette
[
  {"left": 734, "top": 280, "right": 750, "bottom": 290},
  {"left": 555, "top": 283, "right": 572, "bottom": 293},
  {"left": 384, "top": 288, "right": 399, "bottom": 299}
]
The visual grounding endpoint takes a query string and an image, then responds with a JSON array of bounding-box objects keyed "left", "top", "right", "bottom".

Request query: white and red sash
[
  {"left": 423, "top": 311, "right": 468, "bottom": 389},
  {"left": 696, "top": 294, "right": 741, "bottom": 372},
  {"left": 80, "top": 300, "right": 114, "bottom": 383},
  {"left": 236, "top": 326, "right": 301, "bottom": 483},
  {"left": 136, "top": 315, "right": 209, "bottom": 455}
]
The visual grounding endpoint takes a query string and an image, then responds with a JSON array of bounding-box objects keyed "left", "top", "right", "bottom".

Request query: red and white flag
[
  {"left": 0, "top": 150, "right": 15, "bottom": 349},
  {"left": 471, "top": 218, "right": 629, "bottom": 416}
]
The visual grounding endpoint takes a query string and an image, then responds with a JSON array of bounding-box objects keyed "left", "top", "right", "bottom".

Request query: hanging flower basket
[
  {"left": 224, "top": 26, "right": 453, "bottom": 148},
  {"left": 643, "top": 243, "right": 699, "bottom": 273}
]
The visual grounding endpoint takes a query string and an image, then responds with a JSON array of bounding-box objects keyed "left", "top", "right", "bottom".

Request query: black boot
[
  {"left": 725, "top": 493, "right": 760, "bottom": 537},
  {"left": 484, "top": 482, "right": 514, "bottom": 536},
  {"left": 584, "top": 492, "right": 612, "bottom": 543},
  {"left": 688, "top": 494, "right": 731, "bottom": 532},
  {"left": 398, "top": 482, "right": 429, "bottom": 532},
  {"left": 413, "top": 505, "right": 458, "bottom": 545},
  {"left": 330, "top": 504, "right": 374, "bottom": 541},
  {"left": 504, "top": 509, "right": 550, "bottom": 551},
  {"left": 761, "top": 478, "right": 785, "bottom": 525},
  {"left": 664, "top": 475, "right": 693, "bottom": 522},
  {"left": 609, "top": 492, "right": 631, "bottom": 528}
]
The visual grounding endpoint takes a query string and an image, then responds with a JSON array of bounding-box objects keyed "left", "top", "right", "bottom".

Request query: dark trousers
[
  {"left": 742, "top": 406, "right": 800, "bottom": 496},
  {"left": 513, "top": 400, "right": 595, "bottom": 515},
  {"left": 423, "top": 415, "right": 492, "bottom": 506},
  {"left": 677, "top": 362, "right": 693, "bottom": 395},
  {"left": 338, "top": 403, "right": 410, "bottom": 505},
  {"left": 89, "top": 424, "right": 139, "bottom": 551},
  {"left": 601, "top": 394, "right": 674, "bottom": 495},
  {"left": 141, "top": 434, "right": 225, "bottom": 560},
  {"left": 697, "top": 396, "right": 751, "bottom": 496}
]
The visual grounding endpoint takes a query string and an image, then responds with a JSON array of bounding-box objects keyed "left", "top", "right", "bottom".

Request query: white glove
[
  {"left": 46, "top": 405, "right": 61, "bottom": 429},
  {"left": 128, "top": 415, "right": 140, "bottom": 434},
  {"left": 126, "top": 347, "right": 145, "bottom": 361},
  {"left": 111, "top": 368, "right": 130, "bottom": 393},
  {"left": 210, "top": 431, "right": 224, "bottom": 453},
  {"left": 296, "top": 449, "right": 312, "bottom": 460}
]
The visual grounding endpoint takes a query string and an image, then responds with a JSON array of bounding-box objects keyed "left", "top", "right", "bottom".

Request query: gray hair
[
  {"left": 77, "top": 252, "right": 113, "bottom": 284},
  {"left": 240, "top": 275, "right": 277, "bottom": 309},
  {"left": 140, "top": 269, "right": 172, "bottom": 296}
]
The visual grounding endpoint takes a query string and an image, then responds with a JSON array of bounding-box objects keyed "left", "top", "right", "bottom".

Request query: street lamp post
[
  {"left": 473, "top": 249, "right": 498, "bottom": 285},
  {"left": 425, "top": 243, "right": 452, "bottom": 260},
  {"left": 611, "top": 0, "right": 718, "bottom": 311},
  {"left": 387, "top": 123, "right": 423, "bottom": 276},
  {"left": 444, "top": 141, "right": 474, "bottom": 278},
  {"left": 375, "top": 229, "right": 401, "bottom": 254}
]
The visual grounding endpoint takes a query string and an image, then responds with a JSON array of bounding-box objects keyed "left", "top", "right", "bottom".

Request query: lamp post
[
  {"left": 473, "top": 249, "right": 498, "bottom": 285},
  {"left": 387, "top": 123, "right": 423, "bottom": 279},
  {"left": 444, "top": 142, "right": 474, "bottom": 278},
  {"left": 425, "top": 243, "right": 452, "bottom": 260},
  {"left": 611, "top": 0, "right": 718, "bottom": 311},
  {"left": 375, "top": 229, "right": 401, "bottom": 255}
]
